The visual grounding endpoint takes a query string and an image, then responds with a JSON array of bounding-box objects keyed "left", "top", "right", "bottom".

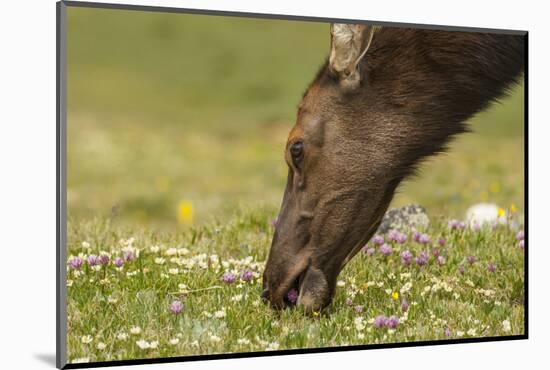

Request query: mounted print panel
[{"left": 57, "top": 1, "right": 527, "bottom": 368}]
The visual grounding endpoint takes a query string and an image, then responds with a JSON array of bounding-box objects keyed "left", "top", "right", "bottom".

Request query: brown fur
[{"left": 262, "top": 27, "right": 525, "bottom": 312}]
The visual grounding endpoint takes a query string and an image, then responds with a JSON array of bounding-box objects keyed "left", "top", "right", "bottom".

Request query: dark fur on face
[{"left": 263, "top": 27, "right": 525, "bottom": 312}]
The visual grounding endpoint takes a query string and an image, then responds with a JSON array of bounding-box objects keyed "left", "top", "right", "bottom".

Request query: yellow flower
[
  {"left": 362, "top": 283, "right": 369, "bottom": 290},
  {"left": 497, "top": 207, "right": 506, "bottom": 218},
  {"left": 391, "top": 291, "right": 399, "bottom": 300},
  {"left": 510, "top": 203, "right": 517, "bottom": 213},
  {"left": 177, "top": 200, "right": 194, "bottom": 225},
  {"left": 312, "top": 311, "right": 320, "bottom": 317}
]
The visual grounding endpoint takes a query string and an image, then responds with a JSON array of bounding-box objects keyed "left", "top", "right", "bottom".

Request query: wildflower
[
  {"left": 337, "top": 280, "right": 345, "bottom": 287},
  {"left": 448, "top": 219, "right": 466, "bottom": 230},
  {"left": 177, "top": 200, "right": 194, "bottom": 225},
  {"left": 516, "top": 230, "right": 524, "bottom": 241},
  {"left": 432, "top": 248, "right": 440, "bottom": 258},
  {"left": 237, "top": 338, "right": 251, "bottom": 345},
  {"left": 266, "top": 342, "right": 280, "bottom": 351},
  {"left": 518, "top": 240, "right": 525, "bottom": 250},
  {"left": 113, "top": 256, "right": 124, "bottom": 268},
  {"left": 81, "top": 335, "right": 93, "bottom": 344},
  {"left": 86, "top": 255, "right": 99, "bottom": 266},
  {"left": 364, "top": 247, "right": 375, "bottom": 256},
  {"left": 99, "top": 254, "right": 109, "bottom": 266},
  {"left": 487, "top": 263, "right": 497, "bottom": 273},
  {"left": 456, "top": 330, "right": 465, "bottom": 337},
  {"left": 510, "top": 203, "right": 517, "bottom": 213},
  {"left": 117, "top": 332, "right": 128, "bottom": 341},
  {"left": 287, "top": 288, "right": 299, "bottom": 304},
  {"left": 150, "top": 245, "right": 160, "bottom": 253},
  {"left": 130, "top": 326, "right": 142, "bottom": 335},
  {"left": 72, "top": 358, "right": 90, "bottom": 364},
  {"left": 388, "top": 230, "right": 407, "bottom": 244},
  {"left": 458, "top": 265, "right": 465, "bottom": 275},
  {"left": 168, "top": 268, "right": 179, "bottom": 275},
  {"left": 400, "top": 250, "right": 413, "bottom": 266},
  {"left": 373, "top": 315, "right": 388, "bottom": 328},
  {"left": 415, "top": 251, "right": 429, "bottom": 266},
  {"left": 169, "top": 300, "right": 184, "bottom": 315},
  {"left": 497, "top": 207, "right": 506, "bottom": 218},
  {"left": 96, "top": 342, "right": 106, "bottom": 350},
  {"left": 379, "top": 243, "right": 393, "bottom": 256},
  {"left": 271, "top": 218, "right": 278, "bottom": 228},
  {"left": 154, "top": 257, "right": 165, "bottom": 265},
  {"left": 412, "top": 231, "right": 421, "bottom": 242},
  {"left": 354, "top": 317, "right": 366, "bottom": 331},
  {"left": 502, "top": 319, "right": 511, "bottom": 332},
  {"left": 418, "top": 233, "right": 430, "bottom": 244},
  {"left": 444, "top": 328, "right": 452, "bottom": 337},
  {"left": 437, "top": 256, "right": 446, "bottom": 265},
  {"left": 169, "top": 338, "right": 180, "bottom": 345},
  {"left": 467, "top": 255, "right": 477, "bottom": 265},
  {"left": 150, "top": 341, "right": 159, "bottom": 349},
  {"left": 81, "top": 241, "right": 90, "bottom": 248},
  {"left": 69, "top": 256, "right": 83, "bottom": 270},
  {"left": 240, "top": 270, "right": 254, "bottom": 282},
  {"left": 471, "top": 221, "right": 481, "bottom": 232},
  {"left": 372, "top": 235, "right": 385, "bottom": 246},
  {"left": 124, "top": 250, "right": 135, "bottom": 262},
  {"left": 136, "top": 340, "right": 150, "bottom": 349},
  {"left": 231, "top": 294, "right": 244, "bottom": 302},
  {"left": 401, "top": 299, "right": 409, "bottom": 312},
  {"left": 387, "top": 315, "right": 400, "bottom": 329},
  {"left": 438, "top": 238, "right": 446, "bottom": 247},
  {"left": 355, "top": 305, "right": 363, "bottom": 313},
  {"left": 391, "top": 291, "right": 399, "bottom": 300},
  {"left": 221, "top": 272, "right": 236, "bottom": 284},
  {"left": 213, "top": 309, "right": 226, "bottom": 319},
  {"left": 209, "top": 335, "right": 222, "bottom": 343}
]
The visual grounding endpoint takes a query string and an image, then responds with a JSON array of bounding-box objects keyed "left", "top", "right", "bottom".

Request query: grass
[{"left": 66, "top": 208, "right": 525, "bottom": 364}]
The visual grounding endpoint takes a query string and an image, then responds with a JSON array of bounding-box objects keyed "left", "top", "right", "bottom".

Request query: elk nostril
[{"left": 261, "top": 288, "right": 270, "bottom": 301}]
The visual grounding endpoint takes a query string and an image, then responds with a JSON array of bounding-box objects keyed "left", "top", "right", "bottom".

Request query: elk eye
[{"left": 290, "top": 141, "right": 304, "bottom": 163}]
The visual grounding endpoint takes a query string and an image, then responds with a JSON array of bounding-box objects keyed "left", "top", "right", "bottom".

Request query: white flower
[
  {"left": 168, "top": 268, "right": 179, "bottom": 275},
  {"left": 81, "top": 335, "right": 93, "bottom": 344},
  {"left": 214, "top": 309, "right": 226, "bottom": 318},
  {"left": 357, "top": 333, "right": 365, "bottom": 339},
  {"left": 237, "top": 338, "right": 251, "bottom": 345},
  {"left": 231, "top": 294, "right": 244, "bottom": 302},
  {"left": 107, "top": 296, "right": 118, "bottom": 304},
  {"left": 354, "top": 317, "right": 366, "bottom": 331},
  {"left": 337, "top": 280, "right": 345, "bottom": 287},
  {"left": 266, "top": 342, "right": 280, "bottom": 351},
  {"left": 150, "top": 245, "right": 160, "bottom": 253},
  {"left": 467, "top": 328, "right": 477, "bottom": 336},
  {"left": 155, "top": 257, "right": 166, "bottom": 265},
  {"left": 96, "top": 342, "right": 106, "bottom": 350},
  {"left": 178, "top": 248, "right": 190, "bottom": 256},
  {"left": 130, "top": 326, "right": 142, "bottom": 335},
  {"left": 456, "top": 331, "right": 464, "bottom": 337},
  {"left": 136, "top": 340, "right": 150, "bottom": 349},
  {"left": 169, "top": 338, "right": 180, "bottom": 345},
  {"left": 150, "top": 341, "right": 159, "bottom": 349},
  {"left": 81, "top": 241, "right": 90, "bottom": 248},
  {"left": 191, "top": 340, "right": 199, "bottom": 347},
  {"left": 117, "top": 332, "right": 128, "bottom": 341},
  {"left": 210, "top": 335, "right": 222, "bottom": 343},
  {"left": 165, "top": 247, "right": 178, "bottom": 256},
  {"left": 502, "top": 319, "right": 512, "bottom": 332},
  {"left": 66, "top": 280, "right": 73, "bottom": 287}
]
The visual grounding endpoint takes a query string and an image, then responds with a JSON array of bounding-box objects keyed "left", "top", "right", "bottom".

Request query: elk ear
[{"left": 329, "top": 23, "right": 375, "bottom": 90}]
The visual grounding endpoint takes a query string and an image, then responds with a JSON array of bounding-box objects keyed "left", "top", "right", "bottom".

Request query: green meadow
[{"left": 65, "top": 7, "right": 525, "bottom": 364}]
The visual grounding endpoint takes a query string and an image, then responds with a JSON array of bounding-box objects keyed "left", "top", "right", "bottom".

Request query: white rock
[{"left": 465, "top": 203, "right": 506, "bottom": 226}]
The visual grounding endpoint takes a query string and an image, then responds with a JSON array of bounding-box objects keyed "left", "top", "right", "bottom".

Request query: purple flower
[
  {"left": 444, "top": 328, "right": 452, "bottom": 337},
  {"left": 240, "top": 270, "right": 254, "bottom": 282},
  {"left": 400, "top": 250, "right": 413, "bottom": 266},
  {"left": 379, "top": 243, "right": 393, "bottom": 256},
  {"left": 458, "top": 265, "right": 465, "bottom": 275},
  {"left": 471, "top": 221, "right": 481, "bottom": 232},
  {"left": 438, "top": 238, "right": 446, "bottom": 247},
  {"left": 418, "top": 233, "right": 430, "bottom": 244},
  {"left": 123, "top": 250, "right": 135, "bottom": 262},
  {"left": 448, "top": 219, "right": 466, "bottom": 230},
  {"left": 432, "top": 248, "right": 441, "bottom": 258},
  {"left": 516, "top": 230, "right": 524, "bottom": 241},
  {"left": 372, "top": 235, "right": 385, "bottom": 246},
  {"left": 373, "top": 315, "right": 388, "bottom": 328},
  {"left": 401, "top": 299, "right": 409, "bottom": 313},
  {"left": 487, "top": 262, "right": 497, "bottom": 273},
  {"left": 86, "top": 255, "right": 99, "bottom": 267},
  {"left": 169, "top": 300, "right": 184, "bottom": 315},
  {"left": 69, "top": 256, "right": 83, "bottom": 270},
  {"left": 518, "top": 240, "right": 525, "bottom": 250},
  {"left": 466, "top": 255, "right": 477, "bottom": 265},
  {"left": 388, "top": 230, "right": 407, "bottom": 244},
  {"left": 287, "top": 288, "right": 299, "bottom": 304},
  {"left": 271, "top": 218, "right": 278, "bottom": 228},
  {"left": 387, "top": 315, "right": 400, "bottom": 329},
  {"left": 113, "top": 256, "right": 124, "bottom": 268},
  {"left": 364, "top": 247, "right": 375, "bottom": 257},
  {"left": 437, "top": 255, "right": 446, "bottom": 265},
  {"left": 415, "top": 251, "right": 429, "bottom": 266},
  {"left": 345, "top": 298, "right": 353, "bottom": 306},
  {"left": 221, "top": 272, "right": 236, "bottom": 284},
  {"left": 412, "top": 231, "right": 421, "bottom": 242},
  {"left": 354, "top": 305, "right": 363, "bottom": 313},
  {"left": 99, "top": 254, "right": 109, "bottom": 266}
]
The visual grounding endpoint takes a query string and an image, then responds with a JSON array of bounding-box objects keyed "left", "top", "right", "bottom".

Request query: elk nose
[{"left": 260, "top": 288, "right": 270, "bottom": 301}]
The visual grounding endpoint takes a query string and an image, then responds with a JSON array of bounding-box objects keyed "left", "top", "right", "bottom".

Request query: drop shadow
[{"left": 34, "top": 353, "right": 57, "bottom": 367}]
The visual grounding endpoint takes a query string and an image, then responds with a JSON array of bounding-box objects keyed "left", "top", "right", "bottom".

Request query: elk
[{"left": 262, "top": 24, "right": 525, "bottom": 312}]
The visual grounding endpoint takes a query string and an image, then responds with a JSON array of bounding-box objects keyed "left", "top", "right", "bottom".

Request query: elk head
[{"left": 261, "top": 24, "right": 524, "bottom": 312}]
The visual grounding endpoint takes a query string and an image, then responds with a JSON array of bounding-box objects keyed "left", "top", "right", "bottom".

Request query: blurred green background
[{"left": 67, "top": 7, "right": 525, "bottom": 229}]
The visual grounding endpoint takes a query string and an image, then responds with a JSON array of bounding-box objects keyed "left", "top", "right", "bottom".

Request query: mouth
[{"left": 283, "top": 271, "right": 306, "bottom": 306}]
